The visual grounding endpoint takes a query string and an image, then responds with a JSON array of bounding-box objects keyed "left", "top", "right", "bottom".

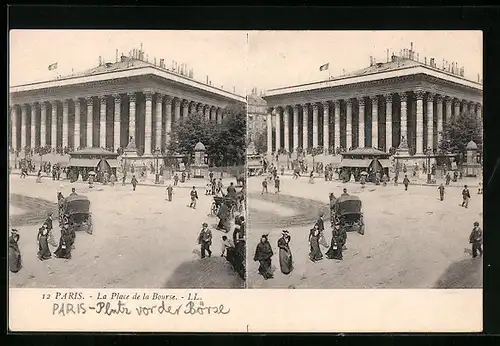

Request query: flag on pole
[
  {"left": 319, "top": 63, "right": 329, "bottom": 71},
  {"left": 48, "top": 62, "right": 58, "bottom": 71}
]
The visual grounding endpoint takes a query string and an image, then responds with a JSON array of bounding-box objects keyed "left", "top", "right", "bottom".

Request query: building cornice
[{"left": 10, "top": 65, "right": 245, "bottom": 103}]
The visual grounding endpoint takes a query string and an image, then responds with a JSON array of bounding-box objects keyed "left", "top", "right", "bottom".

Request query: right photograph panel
[{"left": 246, "top": 31, "right": 483, "bottom": 289}]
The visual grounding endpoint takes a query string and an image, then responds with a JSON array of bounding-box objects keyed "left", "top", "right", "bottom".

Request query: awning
[
  {"left": 377, "top": 159, "right": 393, "bottom": 168},
  {"left": 339, "top": 159, "right": 372, "bottom": 168},
  {"left": 69, "top": 158, "right": 100, "bottom": 168},
  {"left": 106, "top": 159, "right": 120, "bottom": 168}
]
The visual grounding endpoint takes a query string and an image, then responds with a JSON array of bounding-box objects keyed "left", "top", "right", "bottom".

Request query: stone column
[
  {"left": 114, "top": 94, "right": 121, "bottom": 151},
  {"left": 302, "top": 104, "right": 309, "bottom": 150},
  {"left": 74, "top": 98, "right": 81, "bottom": 149},
  {"left": 267, "top": 108, "right": 273, "bottom": 155},
  {"left": 155, "top": 94, "right": 163, "bottom": 151},
  {"left": 426, "top": 93, "right": 434, "bottom": 150},
  {"left": 275, "top": 107, "right": 281, "bottom": 151},
  {"left": 358, "top": 98, "right": 365, "bottom": 148},
  {"left": 217, "top": 108, "right": 222, "bottom": 124},
  {"left": 346, "top": 99, "right": 353, "bottom": 149},
  {"left": 210, "top": 107, "right": 216, "bottom": 122},
  {"left": 204, "top": 105, "right": 210, "bottom": 121},
  {"left": 283, "top": 106, "right": 290, "bottom": 152},
  {"left": 334, "top": 100, "right": 340, "bottom": 150},
  {"left": 40, "top": 103, "right": 46, "bottom": 147},
  {"left": 99, "top": 96, "right": 106, "bottom": 149},
  {"left": 144, "top": 92, "right": 153, "bottom": 155},
  {"left": 385, "top": 94, "right": 392, "bottom": 150},
  {"left": 128, "top": 93, "right": 136, "bottom": 144},
  {"left": 312, "top": 103, "right": 319, "bottom": 147},
  {"left": 30, "top": 103, "right": 37, "bottom": 148},
  {"left": 454, "top": 99, "right": 460, "bottom": 118},
  {"left": 11, "top": 107, "right": 17, "bottom": 150},
  {"left": 476, "top": 103, "right": 482, "bottom": 119},
  {"left": 62, "top": 99, "right": 69, "bottom": 149},
  {"left": 292, "top": 105, "right": 299, "bottom": 152},
  {"left": 86, "top": 97, "right": 93, "bottom": 147},
  {"left": 174, "top": 99, "right": 181, "bottom": 123},
  {"left": 399, "top": 92, "right": 408, "bottom": 145},
  {"left": 415, "top": 90, "right": 424, "bottom": 155},
  {"left": 182, "top": 100, "right": 189, "bottom": 118},
  {"left": 322, "top": 102, "right": 329, "bottom": 153},
  {"left": 165, "top": 97, "right": 172, "bottom": 147},
  {"left": 436, "top": 95, "right": 443, "bottom": 146},
  {"left": 370, "top": 96, "right": 378, "bottom": 149},
  {"left": 20, "top": 104, "right": 27, "bottom": 149},
  {"left": 445, "top": 98, "right": 452, "bottom": 123},
  {"left": 50, "top": 101, "right": 57, "bottom": 149}
]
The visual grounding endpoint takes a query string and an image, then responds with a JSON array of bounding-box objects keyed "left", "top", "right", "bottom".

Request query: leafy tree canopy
[{"left": 438, "top": 110, "right": 483, "bottom": 156}]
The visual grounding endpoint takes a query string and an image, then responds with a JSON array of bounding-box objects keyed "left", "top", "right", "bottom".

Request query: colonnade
[
  {"left": 10, "top": 91, "right": 225, "bottom": 155},
  {"left": 268, "top": 90, "right": 482, "bottom": 155}
]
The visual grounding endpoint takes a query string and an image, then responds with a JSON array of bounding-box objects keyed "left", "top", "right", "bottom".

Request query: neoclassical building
[
  {"left": 263, "top": 56, "right": 483, "bottom": 156},
  {"left": 9, "top": 55, "right": 245, "bottom": 156}
]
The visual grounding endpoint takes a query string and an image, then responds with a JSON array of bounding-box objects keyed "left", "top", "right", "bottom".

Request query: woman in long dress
[
  {"left": 37, "top": 226, "right": 52, "bottom": 261},
  {"left": 309, "top": 225, "right": 323, "bottom": 262},
  {"left": 9, "top": 229, "right": 22, "bottom": 273},
  {"left": 54, "top": 226, "right": 72, "bottom": 260},
  {"left": 277, "top": 230, "right": 293, "bottom": 275},
  {"left": 254, "top": 234, "right": 274, "bottom": 279},
  {"left": 326, "top": 226, "right": 346, "bottom": 260}
]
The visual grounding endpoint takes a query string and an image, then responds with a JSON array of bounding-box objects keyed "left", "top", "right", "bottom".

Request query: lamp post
[
  {"left": 426, "top": 147, "right": 432, "bottom": 184},
  {"left": 154, "top": 148, "right": 161, "bottom": 184}
]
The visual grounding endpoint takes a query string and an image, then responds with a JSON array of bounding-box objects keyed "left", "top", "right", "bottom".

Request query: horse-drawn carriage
[
  {"left": 330, "top": 195, "right": 365, "bottom": 235},
  {"left": 63, "top": 195, "right": 93, "bottom": 235}
]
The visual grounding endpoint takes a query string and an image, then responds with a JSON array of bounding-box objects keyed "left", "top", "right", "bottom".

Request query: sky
[
  {"left": 9, "top": 30, "right": 248, "bottom": 95},
  {"left": 247, "top": 31, "right": 483, "bottom": 93},
  {"left": 10, "top": 30, "right": 482, "bottom": 96}
]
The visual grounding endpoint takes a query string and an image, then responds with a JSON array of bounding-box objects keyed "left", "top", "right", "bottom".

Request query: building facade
[
  {"left": 9, "top": 55, "right": 245, "bottom": 156},
  {"left": 246, "top": 92, "right": 268, "bottom": 143},
  {"left": 263, "top": 57, "right": 483, "bottom": 157}
]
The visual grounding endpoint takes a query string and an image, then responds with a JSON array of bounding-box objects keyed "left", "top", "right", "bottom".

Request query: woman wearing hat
[
  {"left": 254, "top": 234, "right": 274, "bottom": 279},
  {"left": 277, "top": 230, "right": 293, "bottom": 275},
  {"left": 37, "top": 226, "right": 52, "bottom": 261},
  {"left": 9, "top": 229, "right": 22, "bottom": 273},
  {"left": 308, "top": 225, "right": 323, "bottom": 262}
]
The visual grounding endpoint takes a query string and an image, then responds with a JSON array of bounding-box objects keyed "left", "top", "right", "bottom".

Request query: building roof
[
  {"left": 67, "top": 58, "right": 151, "bottom": 78},
  {"left": 466, "top": 140, "right": 478, "bottom": 150},
  {"left": 194, "top": 142, "right": 206, "bottom": 151},
  {"left": 265, "top": 57, "right": 482, "bottom": 97},
  {"left": 247, "top": 94, "right": 267, "bottom": 106},
  {"left": 70, "top": 147, "right": 119, "bottom": 157},
  {"left": 342, "top": 147, "right": 389, "bottom": 156}
]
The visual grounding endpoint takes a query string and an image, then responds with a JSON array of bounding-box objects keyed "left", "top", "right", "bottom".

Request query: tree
[
  {"left": 438, "top": 110, "right": 483, "bottom": 162},
  {"left": 254, "top": 129, "right": 267, "bottom": 154}
]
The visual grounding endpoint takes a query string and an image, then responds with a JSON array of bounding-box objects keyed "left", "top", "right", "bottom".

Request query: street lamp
[
  {"left": 426, "top": 147, "right": 432, "bottom": 184},
  {"left": 154, "top": 148, "right": 161, "bottom": 184}
]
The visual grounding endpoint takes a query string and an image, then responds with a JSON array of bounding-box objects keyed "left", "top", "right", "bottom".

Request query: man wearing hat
[
  {"left": 469, "top": 221, "right": 483, "bottom": 258},
  {"left": 189, "top": 186, "right": 198, "bottom": 209},
  {"left": 197, "top": 222, "right": 212, "bottom": 258},
  {"left": 461, "top": 185, "right": 471, "bottom": 208},
  {"left": 341, "top": 188, "right": 349, "bottom": 197}
]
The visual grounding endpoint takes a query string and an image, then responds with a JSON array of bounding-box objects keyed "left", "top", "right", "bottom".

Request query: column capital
[
  {"left": 445, "top": 98, "right": 452, "bottom": 106},
  {"left": 197, "top": 103, "right": 204, "bottom": 111},
  {"left": 182, "top": 99, "right": 189, "bottom": 107},
  {"left": 29, "top": 101, "right": 38, "bottom": 107},
  {"left": 50, "top": 100, "right": 58, "bottom": 107},
  {"left": 476, "top": 102, "right": 482, "bottom": 109},
  {"left": 156, "top": 93, "right": 164, "bottom": 103},
  {"left": 398, "top": 92, "right": 408, "bottom": 102},
  {"left": 144, "top": 92, "right": 153, "bottom": 102},
  {"left": 165, "top": 96, "right": 173, "bottom": 105},
  {"left": 174, "top": 98, "right": 181, "bottom": 107},
  {"left": 293, "top": 104, "right": 300, "bottom": 112},
  {"left": 357, "top": 97, "right": 365, "bottom": 106},
  {"left": 73, "top": 97, "right": 81, "bottom": 104},
  {"left": 99, "top": 96, "right": 107, "bottom": 104},
  {"left": 334, "top": 100, "right": 341, "bottom": 107},
  {"left": 436, "top": 94, "right": 443, "bottom": 102},
  {"left": 86, "top": 97, "right": 94, "bottom": 106},
  {"left": 127, "top": 93, "right": 136, "bottom": 102},
  {"left": 384, "top": 94, "right": 393, "bottom": 102},
  {"left": 63, "top": 99, "right": 69, "bottom": 107},
  {"left": 369, "top": 95, "right": 378, "bottom": 102},
  {"left": 113, "top": 94, "right": 121, "bottom": 102},
  {"left": 302, "top": 103, "right": 309, "bottom": 111},
  {"left": 40, "top": 102, "right": 47, "bottom": 110},
  {"left": 321, "top": 101, "right": 329, "bottom": 108},
  {"left": 346, "top": 99, "right": 352, "bottom": 106},
  {"left": 312, "top": 103, "right": 319, "bottom": 111},
  {"left": 426, "top": 92, "right": 435, "bottom": 101},
  {"left": 414, "top": 90, "right": 425, "bottom": 100}
]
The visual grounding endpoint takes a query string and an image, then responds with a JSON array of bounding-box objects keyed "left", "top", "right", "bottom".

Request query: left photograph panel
[{"left": 8, "top": 30, "right": 248, "bottom": 289}]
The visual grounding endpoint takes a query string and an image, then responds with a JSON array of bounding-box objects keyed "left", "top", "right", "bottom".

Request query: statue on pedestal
[
  {"left": 398, "top": 135, "right": 408, "bottom": 149},
  {"left": 126, "top": 136, "right": 136, "bottom": 150}
]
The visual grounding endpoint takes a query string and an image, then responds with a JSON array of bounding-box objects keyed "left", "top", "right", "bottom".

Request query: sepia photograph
[
  {"left": 8, "top": 30, "right": 247, "bottom": 289},
  {"left": 246, "top": 31, "right": 483, "bottom": 289}
]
